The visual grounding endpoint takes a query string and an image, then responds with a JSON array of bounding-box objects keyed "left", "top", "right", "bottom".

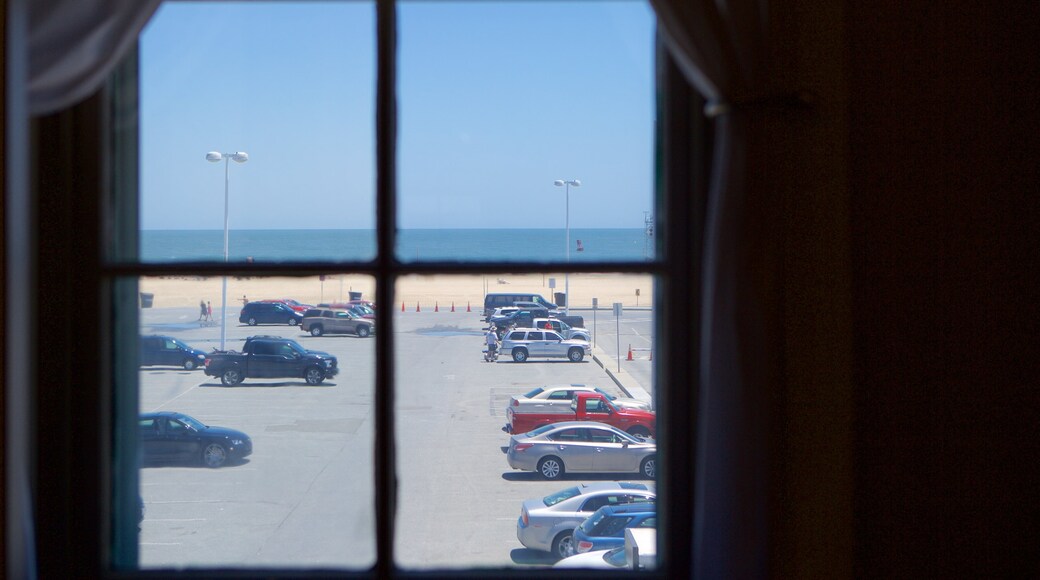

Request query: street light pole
[
  {"left": 554, "top": 179, "right": 581, "bottom": 315},
  {"left": 207, "top": 151, "right": 249, "bottom": 350}
]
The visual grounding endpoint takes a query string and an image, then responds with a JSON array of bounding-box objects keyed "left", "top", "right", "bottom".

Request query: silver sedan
[
  {"left": 505, "top": 421, "right": 656, "bottom": 480},
  {"left": 517, "top": 482, "right": 656, "bottom": 559}
]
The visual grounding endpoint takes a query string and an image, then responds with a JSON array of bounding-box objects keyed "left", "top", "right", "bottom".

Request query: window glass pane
[
  {"left": 134, "top": 275, "right": 375, "bottom": 569},
  {"left": 135, "top": 2, "right": 376, "bottom": 264},
  {"left": 394, "top": 273, "right": 655, "bottom": 569},
  {"left": 397, "top": 1, "right": 656, "bottom": 263}
]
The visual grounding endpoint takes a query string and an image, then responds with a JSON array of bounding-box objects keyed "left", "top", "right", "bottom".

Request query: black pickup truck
[{"left": 203, "top": 336, "right": 339, "bottom": 386}]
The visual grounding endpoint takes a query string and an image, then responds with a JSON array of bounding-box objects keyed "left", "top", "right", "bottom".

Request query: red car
[{"left": 258, "top": 298, "right": 313, "bottom": 313}]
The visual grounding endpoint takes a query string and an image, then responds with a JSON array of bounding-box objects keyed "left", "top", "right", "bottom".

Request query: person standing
[
  {"left": 484, "top": 325, "right": 500, "bottom": 362},
  {"left": 207, "top": 301, "right": 213, "bottom": 321},
  {"left": 199, "top": 300, "right": 207, "bottom": 321}
]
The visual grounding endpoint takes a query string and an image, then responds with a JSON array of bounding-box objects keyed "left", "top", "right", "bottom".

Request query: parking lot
[{"left": 138, "top": 307, "right": 653, "bottom": 569}]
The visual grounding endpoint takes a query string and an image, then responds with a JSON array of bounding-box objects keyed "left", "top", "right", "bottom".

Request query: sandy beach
[{"left": 138, "top": 272, "right": 654, "bottom": 310}]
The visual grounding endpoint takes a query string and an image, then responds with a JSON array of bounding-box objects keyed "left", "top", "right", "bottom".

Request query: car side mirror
[{"left": 622, "top": 440, "right": 629, "bottom": 448}]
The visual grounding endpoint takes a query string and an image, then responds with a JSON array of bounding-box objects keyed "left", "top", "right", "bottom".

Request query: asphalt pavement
[{"left": 136, "top": 306, "right": 654, "bottom": 569}]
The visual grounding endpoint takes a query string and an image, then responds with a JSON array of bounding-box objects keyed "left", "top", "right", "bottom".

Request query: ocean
[{"left": 141, "top": 229, "right": 654, "bottom": 263}]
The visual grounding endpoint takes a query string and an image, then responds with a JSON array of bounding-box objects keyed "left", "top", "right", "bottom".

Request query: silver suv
[
  {"left": 300, "top": 308, "right": 374, "bottom": 337},
  {"left": 500, "top": 328, "right": 591, "bottom": 363}
]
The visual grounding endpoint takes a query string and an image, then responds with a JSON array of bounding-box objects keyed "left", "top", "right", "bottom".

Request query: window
[{"left": 21, "top": 0, "right": 709, "bottom": 576}]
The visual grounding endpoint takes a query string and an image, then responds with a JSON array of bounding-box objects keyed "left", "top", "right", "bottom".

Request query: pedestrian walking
[
  {"left": 207, "top": 301, "right": 213, "bottom": 321},
  {"left": 199, "top": 300, "right": 207, "bottom": 320}
]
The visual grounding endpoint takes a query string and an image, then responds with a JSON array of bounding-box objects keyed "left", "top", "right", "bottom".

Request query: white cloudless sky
[{"left": 139, "top": 1, "right": 654, "bottom": 230}]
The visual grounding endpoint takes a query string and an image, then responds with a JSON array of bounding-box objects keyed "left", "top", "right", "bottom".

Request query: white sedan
[{"left": 509, "top": 384, "right": 652, "bottom": 412}]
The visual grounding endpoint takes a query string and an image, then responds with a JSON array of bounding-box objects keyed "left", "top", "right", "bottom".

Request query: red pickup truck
[{"left": 504, "top": 392, "right": 656, "bottom": 438}]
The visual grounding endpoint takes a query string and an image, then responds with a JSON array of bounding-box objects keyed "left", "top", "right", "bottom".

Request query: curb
[{"left": 591, "top": 345, "right": 653, "bottom": 404}]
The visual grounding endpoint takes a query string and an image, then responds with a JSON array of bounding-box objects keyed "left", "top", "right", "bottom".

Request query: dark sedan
[{"left": 139, "top": 412, "right": 252, "bottom": 468}]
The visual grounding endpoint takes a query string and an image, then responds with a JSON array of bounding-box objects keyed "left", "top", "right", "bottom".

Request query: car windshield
[
  {"left": 542, "top": 486, "right": 581, "bottom": 507},
  {"left": 580, "top": 510, "right": 610, "bottom": 533},
  {"left": 523, "top": 387, "right": 545, "bottom": 398},
  {"left": 594, "top": 387, "right": 618, "bottom": 401},
  {"left": 177, "top": 415, "right": 207, "bottom": 431},
  {"left": 603, "top": 546, "right": 627, "bottom": 567},
  {"left": 285, "top": 341, "right": 307, "bottom": 354},
  {"left": 589, "top": 515, "right": 635, "bottom": 536}
]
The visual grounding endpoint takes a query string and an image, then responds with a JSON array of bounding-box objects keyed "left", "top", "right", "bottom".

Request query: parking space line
[{"left": 150, "top": 381, "right": 204, "bottom": 412}]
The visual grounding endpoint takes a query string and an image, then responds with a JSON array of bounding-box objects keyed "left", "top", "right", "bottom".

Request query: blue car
[
  {"left": 239, "top": 301, "right": 305, "bottom": 326},
  {"left": 572, "top": 502, "right": 656, "bottom": 555},
  {"left": 140, "top": 335, "right": 208, "bottom": 370}
]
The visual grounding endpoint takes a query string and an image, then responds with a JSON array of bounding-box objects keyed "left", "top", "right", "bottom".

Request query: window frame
[{"left": 20, "top": 2, "right": 710, "bottom": 578}]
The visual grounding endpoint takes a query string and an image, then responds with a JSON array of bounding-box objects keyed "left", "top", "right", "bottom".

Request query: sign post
[
  {"left": 592, "top": 297, "right": 598, "bottom": 347},
  {"left": 613, "top": 302, "right": 623, "bottom": 371}
]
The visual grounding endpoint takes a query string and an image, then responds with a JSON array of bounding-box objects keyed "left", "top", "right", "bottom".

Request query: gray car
[
  {"left": 500, "top": 328, "right": 591, "bottom": 362},
  {"left": 517, "top": 482, "right": 656, "bottom": 559},
  {"left": 505, "top": 421, "right": 657, "bottom": 480}
]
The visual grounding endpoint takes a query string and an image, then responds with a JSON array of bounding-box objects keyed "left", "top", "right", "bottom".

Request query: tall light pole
[
  {"left": 554, "top": 179, "right": 581, "bottom": 315},
  {"left": 206, "top": 151, "right": 249, "bottom": 350}
]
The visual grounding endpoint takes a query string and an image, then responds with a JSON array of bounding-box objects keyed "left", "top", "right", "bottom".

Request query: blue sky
[{"left": 140, "top": 1, "right": 655, "bottom": 230}]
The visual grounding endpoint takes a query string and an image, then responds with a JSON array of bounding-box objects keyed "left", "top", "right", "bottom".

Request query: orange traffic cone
[
  {"left": 435, "top": 301, "right": 439, "bottom": 312},
  {"left": 451, "top": 301, "right": 456, "bottom": 312},
  {"left": 466, "top": 302, "right": 471, "bottom": 312},
  {"left": 627, "top": 345, "right": 634, "bottom": 361},
  {"left": 416, "top": 301, "right": 421, "bottom": 312}
]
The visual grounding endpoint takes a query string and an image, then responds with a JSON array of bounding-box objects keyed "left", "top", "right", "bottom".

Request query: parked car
[
  {"left": 514, "top": 300, "right": 560, "bottom": 315},
  {"left": 483, "top": 292, "right": 558, "bottom": 317},
  {"left": 488, "top": 309, "right": 550, "bottom": 333},
  {"left": 139, "top": 411, "right": 252, "bottom": 468},
  {"left": 554, "top": 528, "right": 656, "bottom": 569},
  {"left": 203, "top": 336, "right": 339, "bottom": 386},
  {"left": 485, "top": 306, "right": 520, "bottom": 323},
  {"left": 505, "top": 421, "right": 656, "bottom": 480},
  {"left": 500, "top": 328, "right": 591, "bottom": 362},
  {"left": 505, "top": 392, "right": 657, "bottom": 438},
  {"left": 517, "top": 482, "right": 656, "bottom": 559},
  {"left": 572, "top": 503, "right": 657, "bottom": 554},
  {"left": 531, "top": 318, "right": 590, "bottom": 341},
  {"left": 139, "top": 335, "right": 208, "bottom": 370},
  {"left": 258, "top": 298, "right": 313, "bottom": 312},
  {"left": 510, "top": 384, "right": 652, "bottom": 412},
  {"left": 239, "top": 301, "right": 305, "bottom": 326},
  {"left": 301, "top": 308, "right": 374, "bottom": 337}
]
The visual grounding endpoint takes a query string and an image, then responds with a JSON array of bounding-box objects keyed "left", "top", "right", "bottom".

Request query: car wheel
[
  {"left": 641, "top": 456, "right": 656, "bottom": 479},
  {"left": 512, "top": 348, "right": 528, "bottom": 363},
  {"left": 537, "top": 456, "right": 564, "bottom": 480},
  {"left": 247, "top": 317, "right": 258, "bottom": 326},
  {"left": 551, "top": 531, "right": 575, "bottom": 559},
  {"left": 202, "top": 443, "right": 227, "bottom": 468},
  {"left": 182, "top": 359, "right": 198, "bottom": 370},
  {"left": 288, "top": 317, "right": 299, "bottom": 325},
  {"left": 221, "top": 368, "right": 243, "bottom": 386},
  {"left": 310, "top": 325, "right": 324, "bottom": 337},
  {"left": 628, "top": 426, "right": 651, "bottom": 438},
  {"left": 356, "top": 325, "right": 371, "bottom": 338},
  {"left": 567, "top": 347, "right": 584, "bottom": 362},
  {"left": 305, "top": 366, "right": 326, "bottom": 385}
]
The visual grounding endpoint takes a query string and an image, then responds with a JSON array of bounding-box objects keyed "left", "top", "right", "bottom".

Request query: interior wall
[{"left": 847, "top": 3, "right": 1040, "bottom": 576}]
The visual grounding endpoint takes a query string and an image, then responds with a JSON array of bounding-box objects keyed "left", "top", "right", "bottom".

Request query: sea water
[{"left": 140, "top": 229, "right": 654, "bottom": 263}]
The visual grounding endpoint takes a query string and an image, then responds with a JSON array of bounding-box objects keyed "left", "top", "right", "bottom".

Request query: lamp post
[
  {"left": 206, "top": 151, "right": 249, "bottom": 350},
  {"left": 554, "top": 179, "right": 581, "bottom": 315}
]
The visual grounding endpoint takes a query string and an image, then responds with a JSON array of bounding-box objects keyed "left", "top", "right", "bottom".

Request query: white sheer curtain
[
  {"left": 28, "top": 0, "right": 159, "bottom": 115},
  {"left": 650, "top": 0, "right": 794, "bottom": 577}
]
